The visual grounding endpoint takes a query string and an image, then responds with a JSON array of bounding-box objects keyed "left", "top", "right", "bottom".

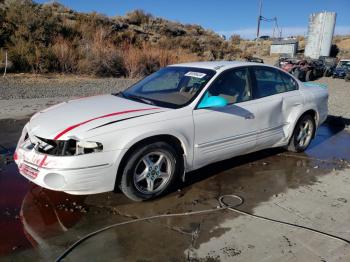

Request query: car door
[
  {"left": 250, "top": 66, "right": 292, "bottom": 149},
  {"left": 193, "top": 67, "right": 259, "bottom": 168}
]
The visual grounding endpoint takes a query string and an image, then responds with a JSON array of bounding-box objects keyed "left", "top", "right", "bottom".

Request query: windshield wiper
[
  {"left": 122, "top": 93, "right": 155, "bottom": 105},
  {"left": 116, "top": 91, "right": 127, "bottom": 98},
  {"left": 129, "top": 95, "right": 155, "bottom": 105}
]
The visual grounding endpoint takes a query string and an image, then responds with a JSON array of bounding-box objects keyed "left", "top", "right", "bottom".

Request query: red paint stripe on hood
[{"left": 53, "top": 108, "right": 159, "bottom": 140}]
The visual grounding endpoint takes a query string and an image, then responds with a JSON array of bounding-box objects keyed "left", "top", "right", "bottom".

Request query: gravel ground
[
  {"left": 315, "top": 77, "right": 350, "bottom": 120},
  {"left": 0, "top": 73, "right": 349, "bottom": 120},
  {"left": 0, "top": 74, "right": 137, "bottom": 99}
]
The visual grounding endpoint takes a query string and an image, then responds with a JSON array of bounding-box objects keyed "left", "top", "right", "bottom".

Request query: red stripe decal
[
  {"left": 39, "top": 155, "right": 48, "bottom": 168},
  {"left": 54, "top": 108, "right": 159, "bottom": 140}
]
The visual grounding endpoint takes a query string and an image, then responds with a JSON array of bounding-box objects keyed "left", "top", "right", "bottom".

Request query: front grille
[{"left": 36, "top": 137, "right": 77, "bottom": 156}]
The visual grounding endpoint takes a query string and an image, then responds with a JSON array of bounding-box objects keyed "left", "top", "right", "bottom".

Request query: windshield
[{"left": 120, "top": 66, "right": 216, "bottom": 109}]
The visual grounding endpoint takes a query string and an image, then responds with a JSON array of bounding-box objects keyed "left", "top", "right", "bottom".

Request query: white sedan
[{"left": 15, "top": 61, "right": 328, "bottom": 201}]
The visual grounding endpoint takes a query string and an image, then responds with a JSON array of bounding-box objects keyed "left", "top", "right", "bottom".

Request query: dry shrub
[
  {"left": 78, "top": 28, "right": 125, "bottom": 77},
  {"left": 8, "top": 39, "right": 56, "bottom": 73},
  {"left": 5, "top": 1, "right": 282, "bottom": 76},
  {"left": 230, "top": 34, "right": 241, "bottom": 45},
  {"left": 52, "top": 36, "right": 77, "bottom": 72},
  {"left": 122, "top": 43, "right": 199, "bottom": 78},
  {"left": 125, "top": 10, "right": 152, "bottom": 25},
  {"left": 337, "top": 38, "right": 350, "bottom": 53},
  {"left": 296, "top": 36, "right": 305, "bottom": 49}
]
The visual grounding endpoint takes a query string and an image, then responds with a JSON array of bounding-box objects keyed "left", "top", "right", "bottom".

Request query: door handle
[{"left": 245, "top": 113, "right": 255, "bottom": 120}]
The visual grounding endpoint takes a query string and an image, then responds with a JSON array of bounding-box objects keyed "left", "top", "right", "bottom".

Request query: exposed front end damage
[{"left": 14, "top": 124, "right": 123, "bottom": 195}]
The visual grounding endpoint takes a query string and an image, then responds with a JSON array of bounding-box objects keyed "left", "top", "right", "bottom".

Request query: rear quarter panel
[
  {"left": 300, "top": 82, "right": 329, "bottom": 126},
  {"left": 280, "top": 81, "right": 328, "bottom": 144}
]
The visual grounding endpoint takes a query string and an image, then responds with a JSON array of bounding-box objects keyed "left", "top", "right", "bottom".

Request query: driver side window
[{"left": 207, "top": 67, "right": 252, "bottom": 104}]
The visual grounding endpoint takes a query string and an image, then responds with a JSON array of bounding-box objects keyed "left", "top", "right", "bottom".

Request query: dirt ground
[{"left": 0, "top": 72, "right": 350, "bottom": 261}]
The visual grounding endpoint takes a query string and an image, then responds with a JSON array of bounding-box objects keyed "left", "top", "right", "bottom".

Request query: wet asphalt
[{"left": 0, "top": 117, "right": 350, "bottom": 261}]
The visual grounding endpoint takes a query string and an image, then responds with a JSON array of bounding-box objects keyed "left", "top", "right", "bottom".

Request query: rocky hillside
[
  {"left": 0, "top": 0, "right": 249, "bottom": 77},
  {"left": 1, "top": 1, "right": 347, "bottom": 77}
]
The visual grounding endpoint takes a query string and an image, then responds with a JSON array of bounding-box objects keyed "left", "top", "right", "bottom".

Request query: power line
[{"left": 256, "top": 0, "right": 282, "bottom": 39}]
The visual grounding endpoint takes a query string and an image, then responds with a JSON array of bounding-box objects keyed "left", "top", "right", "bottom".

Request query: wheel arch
[
  {"left": 115, "top": 134, "right": 187, "bottom": 189},
  {"left": 290, "top": 109, "right": 318, "bottom": 141}
]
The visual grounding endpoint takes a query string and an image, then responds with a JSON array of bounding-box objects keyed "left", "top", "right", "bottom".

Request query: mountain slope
[{"left": 0, "top": 0, "right": 243, "bottom": 76}]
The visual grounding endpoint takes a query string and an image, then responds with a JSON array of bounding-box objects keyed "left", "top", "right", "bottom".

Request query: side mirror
[{"left": 198, "top": 94, "right": 228, "bottom": 109}]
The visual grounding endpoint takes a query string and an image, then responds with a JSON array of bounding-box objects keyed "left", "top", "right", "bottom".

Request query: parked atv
[
  {"left": 277, "top": 58, "right": 321, "bottom": 82},
  {"left": 309, "top": 59, "right": 325, "bottom": 79},
  {"left": 290, "top": 60, "right": 312, "bottom": 82},
  {"left": 319, "top": 56, "right": 337, "bottom": 77},
  {"left": 275, "top": 56, "right": 293, "bottom": 68},
  {"left": 293, "top": 59, "right": 326, "bottom": 82}
]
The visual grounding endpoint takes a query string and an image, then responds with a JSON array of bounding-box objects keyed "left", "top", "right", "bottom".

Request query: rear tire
[
  {"left": 287, "top": 114, "right": 315, "bottom": 153},
  {"left": 293, "top": 69, "right": 301, "bottom": 80},
  {"left": 305, "top": 70, "right": 313, "bottom": 82},
  {"left": 323, "top": 69, "right": 330, "bottom": 77},
  {"left": 119, "top": 141, "right": 183, "bottom": 201}
]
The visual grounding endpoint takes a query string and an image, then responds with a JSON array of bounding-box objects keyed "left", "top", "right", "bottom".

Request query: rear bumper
[
  {"left": 15, "top": 131, "right": 124, "bottom": 194},
  {"left": 318, "top": 95, "right": 328, "bottom": 127}
]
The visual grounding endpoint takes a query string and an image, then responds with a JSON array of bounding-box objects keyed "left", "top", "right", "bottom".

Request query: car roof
[{"left": 169, "top": 61, "right": 268, "bottom": 72}]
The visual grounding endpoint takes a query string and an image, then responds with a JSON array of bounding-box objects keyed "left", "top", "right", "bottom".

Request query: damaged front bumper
[{"left": 14, "top": 124, "right": 123, "bottom": 195}]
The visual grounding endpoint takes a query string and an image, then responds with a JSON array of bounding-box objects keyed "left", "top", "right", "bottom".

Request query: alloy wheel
[{"left": 133, "top": 152, "right": 173, "bottom": 194}]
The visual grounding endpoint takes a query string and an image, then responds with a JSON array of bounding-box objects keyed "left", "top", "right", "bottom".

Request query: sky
[{"left": 36, "top": 0, "right": 350, "bottom": 39}]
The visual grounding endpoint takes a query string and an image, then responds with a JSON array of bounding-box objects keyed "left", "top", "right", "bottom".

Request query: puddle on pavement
[{"left": 0, "top": 117, "right": 349, "bottom": 261}]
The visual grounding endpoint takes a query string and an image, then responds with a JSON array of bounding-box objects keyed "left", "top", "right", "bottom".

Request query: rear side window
[
  {"left": 279, "top": 71, "right": 299, "bottom": 91},
  {"left": 253, "top": 67, "right": 287, "bottom": 98}
]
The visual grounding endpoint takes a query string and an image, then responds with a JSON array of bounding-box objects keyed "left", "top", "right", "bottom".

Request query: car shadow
[
  {"left": 183, "top": 147, "right": 284, "bottom": 188},
  {"left": 307, "top": 115, "right": 348, "bottom": 149}
]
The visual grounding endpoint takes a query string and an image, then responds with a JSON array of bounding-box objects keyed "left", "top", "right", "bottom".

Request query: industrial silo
[{"left": 304, "top": 12, "right": 336, "bottom": 59}]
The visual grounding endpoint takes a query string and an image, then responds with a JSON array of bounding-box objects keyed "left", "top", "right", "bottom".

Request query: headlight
[
  {"left": 76, "top": 141, "right": 103, "bottom": 155},
  {"left": 33, "top": 137, "right": 103, "bottom": 156}
]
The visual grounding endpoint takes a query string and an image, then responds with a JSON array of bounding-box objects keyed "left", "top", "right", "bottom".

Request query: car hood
[{"left": 28, "top": 95, "right": 165, "bottom": 140}]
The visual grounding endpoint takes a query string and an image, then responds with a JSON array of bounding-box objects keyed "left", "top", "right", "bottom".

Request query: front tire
[
  {"left": 288, "top": 114, "right": 315, "bottom": 152},
  {"left": 119, "top": 141, "right": 183, "bottom": 201}
]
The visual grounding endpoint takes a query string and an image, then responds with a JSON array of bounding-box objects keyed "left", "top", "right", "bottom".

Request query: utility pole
[
  {"left": 256, "top": 0, "right": 263, "bottom": 39},
  {"left": 3, "top": 50, "right": 7, "bottom": 78}
]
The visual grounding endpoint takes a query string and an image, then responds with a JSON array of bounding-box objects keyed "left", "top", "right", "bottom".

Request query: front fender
[{"left": 85, "top": 114, "right": 195, "bottom": 170}]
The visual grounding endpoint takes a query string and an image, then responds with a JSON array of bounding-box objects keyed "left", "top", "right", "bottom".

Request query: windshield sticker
[{"left": 185, "top": 71, "right": 207, "bottom": 78}]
